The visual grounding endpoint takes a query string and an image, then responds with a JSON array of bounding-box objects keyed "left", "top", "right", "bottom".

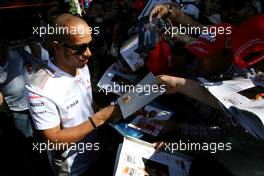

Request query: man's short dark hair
[{"left": 50, "top": 13, "right": 88, "bottom": 44}]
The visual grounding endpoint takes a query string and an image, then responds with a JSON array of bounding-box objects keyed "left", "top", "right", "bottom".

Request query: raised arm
[
  {"left": 149, "top": 3, "right": 203, "bottom": 29},
  {"left": 156, "top": 75, "right": 222, "bottom": 111}
]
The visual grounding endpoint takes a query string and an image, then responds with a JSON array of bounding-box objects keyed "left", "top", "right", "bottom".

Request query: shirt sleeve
[{"left": 26, "top": 88, "right": 60, "bottom": 130}]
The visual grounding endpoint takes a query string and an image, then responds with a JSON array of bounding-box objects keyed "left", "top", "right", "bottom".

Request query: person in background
[
  {"left": 154, "top": 14, "right": 264, "bottom": 142},
  {"left": 148, "top": 0, "right": 261, "bottom": 44},
  {"left": 0, "top": 39, "right": 48, "bottom": 138}
]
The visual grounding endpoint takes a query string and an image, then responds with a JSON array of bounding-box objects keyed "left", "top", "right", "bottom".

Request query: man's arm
[
  {"left": 27, "top": 89, "right": 121, "bottom": 146},
  {"left": 156, "top": 75, "right": 222, "bottom": 111},
  {"left": 42, "top": 105, "right": 120, "bottom": 144},
  {"left": 149, "top": 4, "right": 203, "bottom": 44},
  {"left": 149, "top": 4, "right": 204, "bottom": 29}
]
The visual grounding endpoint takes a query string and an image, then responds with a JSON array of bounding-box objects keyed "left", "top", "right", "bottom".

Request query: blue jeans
[{"left": 12, "top": 110, "right": 33, "bottom": 138}]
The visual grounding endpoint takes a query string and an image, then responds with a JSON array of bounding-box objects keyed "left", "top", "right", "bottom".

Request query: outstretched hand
[
  {"left": 107, "top": 105, "right": 123, "bottom": 123},
  {"left": 156, "top": 75, "right": 185, "bottom": 94},
  {"left": 149, "top": 4, "right": 170, "bottom": 22}
]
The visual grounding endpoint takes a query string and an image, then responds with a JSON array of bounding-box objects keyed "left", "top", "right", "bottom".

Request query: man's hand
[
  {"left": 149, "top": 4, "right": 170, "bottom": 22},
  {"left": 149, "top": 3, "right": 203, "bottom": 31},
  {"left": 157, "top": 75, "right": 223, "bottom": 110},
  {"left": 107, "top": 105, "right": 123, "bottom": 123},
  {"left": 156, "top": 75, "right": 185, "bottom": 94},
  {"left": 41, "top": 105, "right": 123, "bottom": 145},
  {"left": 95, "top": 105, "right": 123, "bottom": 124}
]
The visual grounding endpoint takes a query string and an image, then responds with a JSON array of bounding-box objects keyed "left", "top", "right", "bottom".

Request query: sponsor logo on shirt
[
  {"left": 66, "top": 100, "right": 79, "bottom": 110},
  {"left": 30, "top": 102, "right": 45, "bottom": 107},
  {"left": 33, "top": 110, "right": 47, "bottom": 115}
]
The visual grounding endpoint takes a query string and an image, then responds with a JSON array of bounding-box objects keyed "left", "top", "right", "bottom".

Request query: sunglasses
[{"left": 61, "top": 42, "right": 92, "bottom": 55}]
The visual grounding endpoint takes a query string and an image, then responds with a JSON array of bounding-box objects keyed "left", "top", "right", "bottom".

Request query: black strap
[{"left": 89, "top": 117, "right": 97, "bottom": 129}]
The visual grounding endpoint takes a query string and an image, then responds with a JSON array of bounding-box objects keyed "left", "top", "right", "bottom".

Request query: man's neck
[{"left": 53, "top": 59, "right": 77, "bottom": 76}]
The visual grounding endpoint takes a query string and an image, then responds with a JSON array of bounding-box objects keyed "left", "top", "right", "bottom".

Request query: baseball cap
[
  {"left": 185, "top": 23, "right": 233, "bottom": 58},
  {"left": 232, "top": 14, "right": 264, "bottom": 68}
]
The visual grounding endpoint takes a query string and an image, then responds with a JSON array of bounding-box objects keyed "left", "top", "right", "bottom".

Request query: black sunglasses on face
[{"left": 61, "top": 42, "right": 92, "bottom": 55}]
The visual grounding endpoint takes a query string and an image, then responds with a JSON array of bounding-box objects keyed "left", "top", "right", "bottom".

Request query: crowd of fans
[{"left": 0, "top": 0, "right": 264, "bottom": 175}]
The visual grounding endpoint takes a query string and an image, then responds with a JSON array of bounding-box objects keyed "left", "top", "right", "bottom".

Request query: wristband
[{"left": 89, "top": 117, "right": 97, "bottom": 129}]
